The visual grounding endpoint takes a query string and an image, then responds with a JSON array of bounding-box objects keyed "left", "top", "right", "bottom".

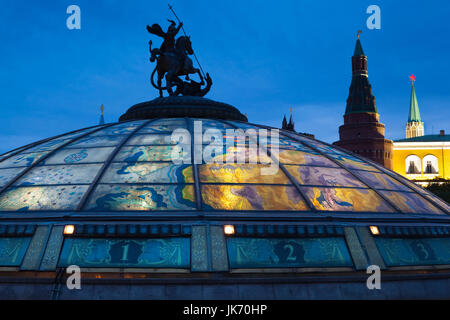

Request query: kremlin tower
[
  {"left": 282, "top": 108, "right": 295, "bottom": 132},
  {"left": 405, "top": 75, "right": 424, "bottom": 138},
  {"left": 333, "top": 34, "right": 393, "bottom": 169}
]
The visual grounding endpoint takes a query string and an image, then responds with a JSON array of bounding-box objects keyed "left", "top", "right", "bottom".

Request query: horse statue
[{"left": 149, "top": 35, "right": 206, "bottom": 97}]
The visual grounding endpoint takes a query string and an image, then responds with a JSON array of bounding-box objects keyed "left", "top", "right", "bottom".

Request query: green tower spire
[
  {"left": 408, "top": 82, "right": 421, "bottom": 122},
  {"left": 405, "top": 75, "right": 424, "bottom": 139}
]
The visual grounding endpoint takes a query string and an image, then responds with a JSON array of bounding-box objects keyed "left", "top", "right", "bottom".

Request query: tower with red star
[
  {"left": 333, "top": 34, "right": 393, "bottom": 169},
  {"left": 405, "top": 75, "right": 424, "bottom": 138}
]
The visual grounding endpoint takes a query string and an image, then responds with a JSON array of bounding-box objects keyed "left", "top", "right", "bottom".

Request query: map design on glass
[
  {"left": 302, "top": 187, "right": 394, "bottom": 212},
  {"left": 287, "top": 166, "right": 365, "bottom": 187},
  {"left": 356, "top": 170, "right": 411, "bottom": 191},
  {"left": 199, "top": 164, "right": 289, "bottom": 184},
  {"left": 327, "top": 153, "right": 380, "bottom": 172},
  {"left": 0, "top": 168, "right": 26, "bottom": 187},
  {"left": 64, "top": 150, "right": 88, "bottom": 163},
  {"left": 86, "top": 184, "right": 196, "bottom": 211},
  {"left": 44, "top": 147, "right": 115, "bottom": 165},
  {"left": 0, "top": 185, "right": 88, "bottom": 211},
  {"left": 102, "top": 162, "right": 193, "bottom": 184},
  {"left": 380, "top": 191, "right": 443, "bottom": 214},
  {"left": 0, "top": 151, "right": 50, "bottom": 169},
  {"left": 114, "top": 145, "right": 189, "bottom": 163},
  {"left": 16, "top": 164, "right": 102, "bottom": 185},
  {"left": 202, "top": 185, "right": 308, "bottom": 211}
]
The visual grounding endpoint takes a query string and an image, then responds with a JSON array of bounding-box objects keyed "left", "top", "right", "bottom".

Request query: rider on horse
[
  {"left": 147, "top": 20, "right": 182, "bottom": 55},
  {"left": 160, "top": 20, "right": 183, "bottom": 54},
  {"left": 147, "top": 20, "right": 191, "bottom": 71},
  {"left": 147, "top": 19, "right": 208, "bottom": 97}
]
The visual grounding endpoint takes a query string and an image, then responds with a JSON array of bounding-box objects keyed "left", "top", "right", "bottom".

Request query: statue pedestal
[{"left": 119, "top": 96, "right": 248, "bottom": 122}]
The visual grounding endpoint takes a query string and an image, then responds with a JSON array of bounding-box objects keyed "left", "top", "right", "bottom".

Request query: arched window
[
  {"left": 423, "top": 155, "right": 438, "bottom": 174},
  {"left": 405, "top": 155, "right": 421, "bottom": 174}
]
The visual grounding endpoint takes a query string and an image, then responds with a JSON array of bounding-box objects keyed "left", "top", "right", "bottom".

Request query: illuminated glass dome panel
[{"left": 0, "top": 118, "right": 447, "bottom": 216}]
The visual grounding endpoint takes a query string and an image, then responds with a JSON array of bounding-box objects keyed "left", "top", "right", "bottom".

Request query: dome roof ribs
[
  {"left": 328, "top": 137, "right": 450, "bottom": 215},
  {"left": 0, "top": 117, "right": 447, "bottom": 216},
  {"left": 76, "top": 120, "right": 154, "bottom": 212},
  {"left": 186, "top": 117, "right": 203, "bottom": 211},
  {"left": 219, "top": 119, "right": 317, "bottom": 212},
  {"left": 220, "top": 119, "right": 448, "bottom": 216},
  {"left": 0, "top": 123, "right": 107, "bottom": 165},
  {"left": 0, "top": 122, "right": 120, "bottom": 201},
  {"left": 275, "top": 130, "right": 403, "bottom": 213}
]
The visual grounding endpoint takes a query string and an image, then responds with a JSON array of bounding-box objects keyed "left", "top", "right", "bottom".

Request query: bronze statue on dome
[{"left": 146, "top": 8, "right": 211, "bottom": 98}]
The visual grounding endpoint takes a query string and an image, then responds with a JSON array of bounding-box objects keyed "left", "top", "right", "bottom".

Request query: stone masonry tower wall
[{"left": 333, "top": 37, "right": 393, "bottom": 169}]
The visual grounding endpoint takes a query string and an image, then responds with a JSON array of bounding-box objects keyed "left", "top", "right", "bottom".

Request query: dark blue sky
[{"left": 1, "top": 0, "right": 449, "bottom": 153}]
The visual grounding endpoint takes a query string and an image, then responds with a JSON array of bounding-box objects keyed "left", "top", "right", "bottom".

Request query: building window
[
  {"left": 405, "top": 155, "right": 421, "bottom": 174},
  {"left": 423, "top": 155, "right": 438, "bottom": 174}
]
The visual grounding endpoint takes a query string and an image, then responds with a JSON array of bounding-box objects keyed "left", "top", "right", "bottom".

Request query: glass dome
[{"left": 0, "top": 118, "right": 448, "bottom": 215}]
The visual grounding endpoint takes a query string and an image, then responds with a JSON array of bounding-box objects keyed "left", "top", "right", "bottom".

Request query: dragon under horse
[{"left": 147, "top": 20, "right": 211, "bottom": 97}]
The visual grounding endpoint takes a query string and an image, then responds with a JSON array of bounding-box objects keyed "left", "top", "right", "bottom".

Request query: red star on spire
[{"left": 409, "top": 74, "right": 416, "bottom": 82}]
